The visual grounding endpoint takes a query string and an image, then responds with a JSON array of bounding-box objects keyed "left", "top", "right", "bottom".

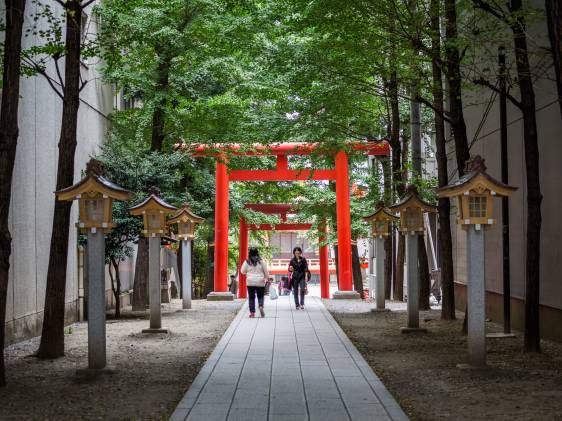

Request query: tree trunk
[
  {"left": 410, "top": 77, "right": 432, "bottom": 310},
  {"left": 37, "top": 1, "right": 83, "bottom": 359},
  {"left": 418, "top": 235, "right": 431, "bottom": 310},
  {"left": 378, "top": 155, "right": 393, "bottom": 300},
  {"left": 431, "top": 0, "right": 455, "bottom": 320},
  {"left": 510, "top": 0, "right": 543, "bottom": 353},
  {"left": 333, "top": 244, "right": 339, "bottom": 290},
  {"left": 150, "top": 55, "right": 171, "bottom": 152},
  {"left": 395, "top": 234, "right": 405, "bottom": 301},
  {"left": 132, "top": 54, "right": 170, "bottom": 308},
  {"left": 206, "top": 241, "right": 215, "bottom": 295},
  {"left": 384, "top": 236, "right": 392, "bottom": 300},
  {"left": 132, "top": 238, "right": 149, "bottom": 311},
  {"left": 410, "top": 87, "right": 422, "bottom": 178},
  {"left": 445, "top": 0, "right": 471, "bottom": 332},
  {"left": 177, "top": 241, "right": 183, "bottom": 299},
  {"left": 444, "top": 0, "right": 470, "bottom": 177},
  {"left": 388, "top": 68, "right": 405, "bottom": 301},
  {"left": 0, "top": 0, "right": 26, "bottom": 386},
  {"left": 110, "top": 258, "right": 121, "bottom": 319},
  {"left": 351, "top": 243, "right": 364, "bottom": 298},
  {"left": 546, "top": 0, "right": 562, "bottom": 118}
]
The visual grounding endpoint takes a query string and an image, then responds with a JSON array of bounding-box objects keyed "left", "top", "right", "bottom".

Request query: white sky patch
[{"left": 286, "top": 111, "right": 300, "bottom": 120}]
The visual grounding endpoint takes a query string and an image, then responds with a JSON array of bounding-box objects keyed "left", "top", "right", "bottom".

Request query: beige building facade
[
  {"left": 5, "top": 1, "right": 136, "bottom": 345},
  {"left": 452, "top": 2, "right": 562, "bottom": 341}
]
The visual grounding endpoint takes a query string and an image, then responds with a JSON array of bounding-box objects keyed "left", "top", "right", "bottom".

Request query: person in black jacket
[{"left": 288, "top": 246, "right": 308, "bottom": 310}]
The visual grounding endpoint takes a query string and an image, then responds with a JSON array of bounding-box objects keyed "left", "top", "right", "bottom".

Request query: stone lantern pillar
[
  {"left": 438, "top": 155, "right": 517, "bottom": 367},
  {"left": 364, "top": 201, "right": 399, "bottom": 311},
  {"left": 167, "top": 204, "right": 205, "bottom": 310},
  {"left": 56, "top": 159, "right": 131, "bottom": 371},
  {"left": 390, "top": 186, "right": 437, "bottom": 333},
  {"left": 129, "top": 187, "right": 177, "bottom": 333}
]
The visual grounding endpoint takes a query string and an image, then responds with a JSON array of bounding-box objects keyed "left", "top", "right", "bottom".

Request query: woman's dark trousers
[
  {"left": 293, "top": 278, "right": 305, "bottom": 307},
  {"left": 247, "top": 286, "right": 265, "bottom": 313}
]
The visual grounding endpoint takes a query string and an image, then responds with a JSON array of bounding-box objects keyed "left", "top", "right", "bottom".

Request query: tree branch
[
  {"left": 81, "top": 0, "right": 98, "bottom": 8},
  {"left": 473, "top": 77, "right": 522, "bottom": 109},
  {"left": 22, "top": 57, "right": 64, "bottom": 99},
  {"left": 54, "top": 56, "right": 65, "bottom": 89},
  {"left": 79, "top": 79, "right": 89, "bottom": 92},
  {"left": 471, "top": 0, "right": 508, "bottom": 23},
  {"left": 415, "top": 94, "right": 454, "bottom": 124}
]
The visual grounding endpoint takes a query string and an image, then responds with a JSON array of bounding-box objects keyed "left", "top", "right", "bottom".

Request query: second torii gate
[
  {"left": 181, "top": 141, "right": 390, "bottom": 300},
  {"left": 238, "top": 203, "right": 331, "bottom": 299}
]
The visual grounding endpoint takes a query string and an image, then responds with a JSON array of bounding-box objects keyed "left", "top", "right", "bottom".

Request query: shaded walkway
[{"left": 170, "top": 296, "right": 408, "bottom": 421}]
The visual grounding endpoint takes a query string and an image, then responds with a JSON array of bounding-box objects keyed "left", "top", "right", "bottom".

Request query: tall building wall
[
  {"left": 453, "top": 1, "right": 562, "bottom": 341},
  {"left": 5, "top": 1, "right": 117, "bottom": 345}
]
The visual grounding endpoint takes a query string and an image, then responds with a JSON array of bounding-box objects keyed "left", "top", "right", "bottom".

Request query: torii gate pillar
[
  {"left": 319, "top": 223, "right": 330, "bottom": 299},
  {"left": 208, "top": 159, "right": 234, "bottom": 300},
  {"left": 238, "top": 218, "right": 248, "bottom": 298},
  {"left": 333, "top": 151, "right": 360, "bottom": 299}
]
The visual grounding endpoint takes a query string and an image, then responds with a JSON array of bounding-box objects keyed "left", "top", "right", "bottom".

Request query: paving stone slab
[{"left": 170, "top": 296, "right": 408, "bottom": 421}]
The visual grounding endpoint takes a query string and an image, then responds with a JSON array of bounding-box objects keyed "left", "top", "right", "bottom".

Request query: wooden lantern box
[
  {"left": 363, "top": 201, "right": 399, "bottom": 238},
  {"left": 389, "top": 186, "right": 436, "bottom": 234},
  {"left": 438, "top": 156, "right": 517, "bottom": 229},
  {"left": 56, "top": 159, "right": 131, "bottom": 232},
  {"left": 129, "top": 187, "right": 178, "bottom": 237}
]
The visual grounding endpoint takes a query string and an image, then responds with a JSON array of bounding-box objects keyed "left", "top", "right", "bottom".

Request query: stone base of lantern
[
  {"left": 332, "top": 290, "right": 361, "bottom": 300},
  {"left": 76, "top": 366, "right": 116, "bottom": 378},
  {"left": 207, "top": 291, "right": 235, "bottom": 301},
  {"left": 371, "top": 308, "right": 391, "bottom": 313},
  {"left": 142, "top": 328, "right": 171, "bottom": 334},
  {"left": 456, "top": 363, "right": 487, "bottom": 370},
  {"left": 486, "top": 332, "right": 516, "bottom": 339},
  {"left": 400, "top": 327, "right": 427, "bottom": 334}
]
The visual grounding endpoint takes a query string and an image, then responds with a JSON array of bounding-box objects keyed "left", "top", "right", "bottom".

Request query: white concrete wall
[
  {"left": 5, "top": 1, "right": 115, "bottom": 344},
  {"left": 453, "top": 2, "right": 562, "bottom": 313}
]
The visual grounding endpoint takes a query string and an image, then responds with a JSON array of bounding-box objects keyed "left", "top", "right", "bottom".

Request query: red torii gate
[
  {"left": 180, "top": 141, "right": 390, "bottom": 300},
  {"left": 238, "top": 203, "right": 331, "bottom": 299}
]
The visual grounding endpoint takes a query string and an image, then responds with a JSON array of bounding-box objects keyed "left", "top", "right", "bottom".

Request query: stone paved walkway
[{"left": 170, "top": 296, "right": 408, "bottom": 421}]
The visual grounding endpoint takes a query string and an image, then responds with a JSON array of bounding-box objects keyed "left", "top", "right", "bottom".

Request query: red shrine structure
[
  {"left": 239, "top": 203, "right": 332, "bottom": 299},
  {"left": 179, "top": 141, "right": 390, "bottom": 300}
]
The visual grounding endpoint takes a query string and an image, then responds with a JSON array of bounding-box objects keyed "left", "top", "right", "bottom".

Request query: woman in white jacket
[{"left": 240, "top": 247, "right": 269, "bottom": 318}]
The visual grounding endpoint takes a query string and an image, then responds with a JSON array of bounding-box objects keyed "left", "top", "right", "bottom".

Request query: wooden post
[
  {"left": 333, "top": 151, "right": 359, "bottom": 299},
  {"left": 208, "top": 159, "right": 234, "bottom": 301}
]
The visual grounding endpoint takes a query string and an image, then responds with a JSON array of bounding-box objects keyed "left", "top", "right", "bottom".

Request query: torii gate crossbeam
[{"left": 179, "top": 141, "right": 390, "bottom": 300}]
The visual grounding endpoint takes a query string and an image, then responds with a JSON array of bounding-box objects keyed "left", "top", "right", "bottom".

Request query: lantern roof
[
  {"left": 167, "top": 203, "right": 205, "bottom": 226},
  {"left": 389, "top": 185, "right": 437, "bottom": 213},
  {"left": 363, "top": 201, "right": 399, "bottom": 222},
  {"left": 55, "top": 159, "right": 132, "bottom": 201},
  {"left": 437, "top": 155, "right": 517, "bottom": 198},
  {"left": 129, "top": 186, "right": 178, "bottom": 215}
]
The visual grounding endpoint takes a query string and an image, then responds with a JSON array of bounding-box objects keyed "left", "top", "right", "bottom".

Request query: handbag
[{"left": 269, "top": 284, "right": 279, "bottom": 300}]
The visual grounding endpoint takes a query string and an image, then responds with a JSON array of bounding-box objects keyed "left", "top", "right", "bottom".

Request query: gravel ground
[
  {"left": 325, "top": 299, "right": 562, "bottom": 421},
  {"left": 1, "top": 299, "right": 243, "bottom": 421}
]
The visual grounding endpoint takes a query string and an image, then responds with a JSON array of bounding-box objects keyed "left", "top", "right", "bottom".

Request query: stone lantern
[
  {"left": 129, "top": 187, "right": 177, "bottom": 333},
  {"left": 56, "top": 159, "right": 131, "bottom": 232},
  {"left": 167, "top": 204, "right": 205, "bottom": 309},
  {"left": 364, "top": 201, "right": 398, "bottom": 311},
  {"left": 129, "top": 186, "right": 178, "bottom": 237},
  {"left": 55, "top": 158, "right": 131, "bottom": 371},
  {"left": 390, "top": 185, "right": 437, "bottom": 333},
  {"left": 438, "top": 155, "right": 517, "bottom": 367}
]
